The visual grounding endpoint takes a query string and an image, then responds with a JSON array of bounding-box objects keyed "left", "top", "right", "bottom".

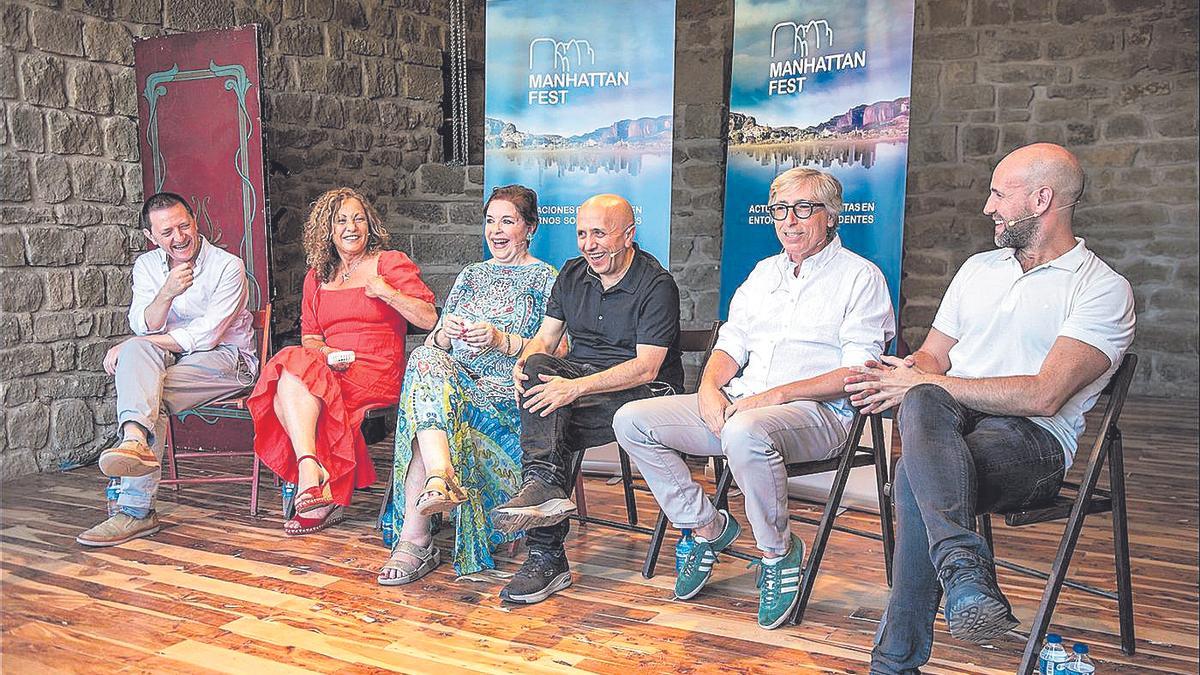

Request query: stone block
[
  {"left": 19, "top": 53, "right": 66, "bottom": 107},
  {"left": 37, "top": 373, "right": 111, "bottom": 399},
  {"left": 111, "top": 66, "right": 137, "bottom": 115},
  {"left": 268, "top": 92, "right": 313, "bottom": 124},
  {"left": 0, "top": 48, "right": 15, "bottom": 99},
  {"left": 997, "top": 85, "right": 1034, "bottom": 110},
  {"left": 44, "top": 269, "right": 74, "bottom": 310},
  {"left": 55, "top": 203, "right": 104, "bottom": 225},
  {"left": 67, "top": 61, "right": 114, "bottom": 114},
  {"left": 980, "top": 63, "right": 1057, "bottom": 85},
  {"left": 0, "top": 230, "right": 24, "bottom": 266},
  {"left": 278, "top": 21, "right": 323, "bottom": 55},
  {"left": 8, "top": 103, "right": 44, "bottom": 151},
  {"left": 6, "top": 402, "right": 49, "bottom": 450},
  {"left": 1153, "top": 111, "right": 1198, "bottom": 138},
  {"left": 1012, "top": 0, "right": 1052, "bottom": 21},
  {"left": 918, "top": 31, "right": 978, "bottom": 60},
  {"left": 2, "top": 4, "right": 29, "bottom": 50},
  {"left": 33, "top": 312, "right": 78, "bottom": 342},
  {"left": 34, "top": 155, "right": 72, "bottom": 203},
  {"left": 909, "top": 125, "right": 958, "bottom": 163},
  {"left": 71, "top": 158, "right": 125, "bottom": 204},
  {"left": 981, "top": 36, "right": 1040, "bottom": 62},
  {"left": 94, "top": 308, "right": 130, "bottom": 337},
  {"left": 1138, "top": 141, "right": 1198, "bottom": 165},
  {"left": 1065, "top": 122, "right": 1096, "bottom": 145},
  {"left": 1055, "top": 0, "right": 1107, "bottom": 24},
  {"left": 0, "top": 154, "right": 32, "bottom": 201},
  {"left": 416, "top": 164, "right": 464, "bottom": 195},
  {"left": 313, "top": 96, "right": 344, "bottom": 128},
  {"left": 102, "top": 116, "right": 138, "bottom": 161},
  {"left": 1104, "top": 114, "right": 1147, "bottom": 140},
  {"left": 2, "top": 344, "right": 54, "bottom": 377},
  {"left": 1032, "top": 99, "right": 1079, "bottom": 122},
  {"left": 363, "top": 58, "right": 398, "bottom": 99},
  {"left": 104, "top": 267, "right": 132, "bottom": 305},
  {"left": 943, "top": 84, "right": 994, "bottom": 110},
  {"left": 927, "top": 0, "right": 968, "bottom": 28},
  {"left": 30, "top": 9, "right": 84, "bottom": 56},
  {"left": 47, "top": 109, "right": 103, "bottom": 155},
  {"left": 943, "top": 62, "right": 976, "bottom": 85},
  {"left": 961, "top": 125, "right": 998, "bottom": 156},
  {"left": 75, "top": 267, "right": 107, "bottom": 306},
  {"left": 409, "top": 234, "right": 480, "bottom": 265},
  {"left": 24, "top": 226, "right": 85, "bottom": 266},
  {"left": 78, "top": 339, "right": 109, "bottom": 371},
  {"left": 85, "top": 226, "right": 131, "bottom": 264},
  {"left": 83, "top": 20, "right": 133, "bottom": 64},
  {"left": 52, "top": 399, "right": 95, "bottom": 448},
  {"left": 115, "top": 0, "right": 161, "bottom": 23},
  {"left": 402, "top": 64, "right": 441, "bottom": 101},
  {"left": 164, "top": 0, "right": 236, "bottom": 31}
]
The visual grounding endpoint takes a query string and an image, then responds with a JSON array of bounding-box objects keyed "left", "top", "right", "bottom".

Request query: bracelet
[{"left": 504, "top": 331, "right": 513, "bottom": 355}]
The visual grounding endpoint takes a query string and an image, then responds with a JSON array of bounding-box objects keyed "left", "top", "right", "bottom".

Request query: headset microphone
[{"left": 1004, "top": 200, "right": 1080, "bottom": 228}]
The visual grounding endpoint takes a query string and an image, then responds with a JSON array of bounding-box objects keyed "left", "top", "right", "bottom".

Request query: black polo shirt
[{"left": 546, "top": 245, "right": 684, "bottom": 392}]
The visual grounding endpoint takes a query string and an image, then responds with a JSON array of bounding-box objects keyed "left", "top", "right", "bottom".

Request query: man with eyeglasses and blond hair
[{"left": 614, "top": 166, "right": 895, "bottom": 629}]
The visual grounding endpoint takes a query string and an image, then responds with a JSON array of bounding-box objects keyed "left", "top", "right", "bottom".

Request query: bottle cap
[
  {"left": 1046, "top": 634, "right": 1062, "bottom": 643},
  {"left": 1073, "top": 643, "right": 1088, "bottom": 654}
]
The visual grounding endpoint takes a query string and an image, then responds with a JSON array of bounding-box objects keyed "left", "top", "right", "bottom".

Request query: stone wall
[
  {"left": 2, "top": 0, "right": 1197, "bottom": 479},
  {"left": 0, "top": 0, "right": 476, "bottom": 480}
]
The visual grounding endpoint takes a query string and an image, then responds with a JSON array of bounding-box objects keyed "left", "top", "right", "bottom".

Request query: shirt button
[{"left": 598, "top": 315, "right": 603, "bottom": 320}]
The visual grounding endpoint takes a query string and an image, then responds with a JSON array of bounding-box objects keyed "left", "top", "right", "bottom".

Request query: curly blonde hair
[{"left": 303, "top": 187, "right": 391, "bottom": 283}]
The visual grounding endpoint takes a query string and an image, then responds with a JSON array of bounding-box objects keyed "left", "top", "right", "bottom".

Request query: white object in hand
[{"left": 326, "top": 350, "right": 356, "bottom": 367}]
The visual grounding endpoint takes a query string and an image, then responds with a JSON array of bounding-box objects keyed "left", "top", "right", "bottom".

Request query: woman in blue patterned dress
[{"left": 378, "top": 185, "right": 557, "bottom": 583}]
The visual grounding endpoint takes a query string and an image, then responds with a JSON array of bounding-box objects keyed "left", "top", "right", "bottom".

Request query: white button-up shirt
[
  {"left": 933, "top": 238, "right": 1135, "bottom": 466},
  {"left": 715, "top": 236, "right": 896, "bottom": 418},
  {"left": 128, "top": 237, "right": 257, "bottom": 368}
]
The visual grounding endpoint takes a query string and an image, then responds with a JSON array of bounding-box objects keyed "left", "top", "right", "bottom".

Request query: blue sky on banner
[
  {"left": 731, "top": 0, "right": 914, "bottom": 127},
  {"left": 486, "top": 0, "right": 677, "bottom": 137}
]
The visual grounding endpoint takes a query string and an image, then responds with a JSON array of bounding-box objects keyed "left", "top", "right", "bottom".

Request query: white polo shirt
[
  {"left": 932, "top": 238, "right": 1135, "bottom": 466},
  {"left": 715, "top": 236, "right": 896, "bottom": 418}
]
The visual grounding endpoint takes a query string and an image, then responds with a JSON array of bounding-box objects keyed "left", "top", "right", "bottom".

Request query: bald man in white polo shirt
[{"left": 845, "top": 143, "right": 1135, "bottom": 674}]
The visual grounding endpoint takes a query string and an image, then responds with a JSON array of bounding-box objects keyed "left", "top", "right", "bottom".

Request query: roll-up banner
[
  {"left": 719, "top": 0, "right": 916, "bottom": 319},
  {"left": 484, "top": 0, "right": 678, "bottom": 267}
]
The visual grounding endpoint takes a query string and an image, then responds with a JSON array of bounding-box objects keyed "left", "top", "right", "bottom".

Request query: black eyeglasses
[{"left": 767, "top": 201, "right": 825, "bottom": 221}]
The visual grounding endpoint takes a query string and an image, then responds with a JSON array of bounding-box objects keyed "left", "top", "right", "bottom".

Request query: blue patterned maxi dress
[{"left": 383, "top": 260, "right": 556, "bottom": 575}]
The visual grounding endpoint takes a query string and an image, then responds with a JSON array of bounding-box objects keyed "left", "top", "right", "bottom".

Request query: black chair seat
[{"left": 1000, "top": 493, "right": 1114, "bottom": 527}]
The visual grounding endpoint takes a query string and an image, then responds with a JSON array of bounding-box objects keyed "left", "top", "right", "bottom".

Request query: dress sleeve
[
  {"left": 300, "top": 270, "right": 321, "bottom": 336},
  {"left": 380, "top": 250, "right": 436, "bottom": 304}
]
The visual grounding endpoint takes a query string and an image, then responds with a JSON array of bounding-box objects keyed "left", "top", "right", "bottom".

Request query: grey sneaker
[
  {"left": 499, "top": 549, "right": 572, "bottom": 604},
  {"left": 76, "top": 511, "right": 160, "bottom": 547},
  {"left": 491, "top": 477, "right": 576, "bottom": 534}
]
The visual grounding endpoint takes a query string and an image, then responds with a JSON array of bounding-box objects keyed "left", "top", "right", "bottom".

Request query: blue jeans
[{"left": 872, "top": 385, "right": 1065, "bottom": 675}]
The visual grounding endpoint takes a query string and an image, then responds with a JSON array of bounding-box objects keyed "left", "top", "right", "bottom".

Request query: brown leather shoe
[
  {"left": 76, "top": 512, "right": 160, "bottom": 547},
  {"left": 99, "top": 439, "right": 159, "bottom": 477}
]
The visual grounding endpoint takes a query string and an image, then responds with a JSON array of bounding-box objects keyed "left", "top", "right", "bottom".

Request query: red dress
[{"left": 249, "top": 251, "right": 435, "bottom": 506}]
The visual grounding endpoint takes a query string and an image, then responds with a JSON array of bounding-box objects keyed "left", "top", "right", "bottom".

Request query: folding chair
[
  {"left": 976, "top": 353, "right": 1138, "bottom": 674},
  {"left": 161, "top": 304, "right": 273, "bottom": 516},
  {"left": 567, "top": 322, "right": 724, "bottom": 535}
]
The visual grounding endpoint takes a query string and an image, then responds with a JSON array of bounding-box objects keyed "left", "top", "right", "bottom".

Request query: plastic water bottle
[
  {"left": 281, "top": 480, "right": 296, "bottom": 516},
  {"left": 105, "top": 477, "right": 122, "bottom": 517},
  {"left": 674, "top": 529, "right": 695, "bottom": 572},
  {"left": 1064, "top": 643, "right": 1096, "bottom": 674},
  {"left": 380, "top": 502, "right": 397, "bottom": 548},
  {"left": 1037, "top": 634, "right": 1069, "bottom": 675}
]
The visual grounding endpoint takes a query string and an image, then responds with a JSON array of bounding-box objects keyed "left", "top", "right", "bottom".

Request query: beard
[{"left": 995, "top": 216, "right": 1039, "bottom": 249}]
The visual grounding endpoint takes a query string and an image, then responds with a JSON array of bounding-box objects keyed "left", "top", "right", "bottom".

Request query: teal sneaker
[
  {"left": 675, "top": 510, "right": 741, "bottom": 600},
  {"left": 750, "top": 533, "right": 805, "bottom": 629}
]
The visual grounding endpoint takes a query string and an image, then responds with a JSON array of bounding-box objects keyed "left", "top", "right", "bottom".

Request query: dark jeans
[
  {"left": 519, "top": 353, "right": 674, "bottom": 554},
  {"left": 872, "top": 384, "right": 1065, "bottom": 675}
]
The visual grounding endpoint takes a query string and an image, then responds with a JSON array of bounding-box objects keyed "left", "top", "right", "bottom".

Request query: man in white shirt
[
  {"left": 614, "top": 167, "right": 895, "bottom": 629},
  {"left": 844, "top": 143, "right": 1135, "bottom": 674},
  {"left": 76, "top": 192, "right": 258, "bottom": 547}
]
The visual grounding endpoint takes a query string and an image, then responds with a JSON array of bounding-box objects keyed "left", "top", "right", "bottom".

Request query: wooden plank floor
[{"left": 2, "top": 397, "right": 1197, "bottom": 674}]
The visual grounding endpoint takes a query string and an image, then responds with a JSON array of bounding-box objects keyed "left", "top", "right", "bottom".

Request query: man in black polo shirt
[{"left": 492, "top": 193, "right": 683, "bottom": 604}]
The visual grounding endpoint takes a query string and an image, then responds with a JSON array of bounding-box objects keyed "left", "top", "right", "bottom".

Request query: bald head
[
  {"left": 578, "top": 193, "right": 635, "bottom": 229},
  {"left": 995, "top": 142, "right": 1085, "bottom": 207}
]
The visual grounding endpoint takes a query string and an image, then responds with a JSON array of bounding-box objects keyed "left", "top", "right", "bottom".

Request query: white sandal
[{"left": 377, "top": 541, "right": 441, "bottom": 586}]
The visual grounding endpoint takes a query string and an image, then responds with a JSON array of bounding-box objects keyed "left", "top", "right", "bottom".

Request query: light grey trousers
[
  {"left": 612, "top": 393, "right": 849, "bottom": 556},
  {"left": 113, "top": 339, "right": 252, "bottom": 510}
]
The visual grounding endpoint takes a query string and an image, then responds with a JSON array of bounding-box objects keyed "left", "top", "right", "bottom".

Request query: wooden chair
[
  {"left": 161, "top": 304, "right": 272, "bottom": 516},
  {"left": 567, "top": 322, "right": 726, "bottom": 539},
  {"left": 976, "top": 353, "right": 1138, "bottom": 674},
  {"left": 640, "top": 407, "right": 896, "bottom": 626}
]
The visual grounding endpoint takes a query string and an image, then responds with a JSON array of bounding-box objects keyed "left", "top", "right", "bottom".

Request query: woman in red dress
[{"left": 249, "top": 188, "right": 437, "bottom": 535}]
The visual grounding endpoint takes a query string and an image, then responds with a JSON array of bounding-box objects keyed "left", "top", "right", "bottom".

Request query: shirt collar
[
  {"left": 999, "top": 237, "right": 1088, "bottom": 272},
  {"left": 777, "top": 234, "right": 843, "bottom": 277}
]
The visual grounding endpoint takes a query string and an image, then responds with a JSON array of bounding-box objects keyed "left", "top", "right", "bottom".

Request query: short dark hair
[
  {"left": 485, "top": 184, "right": 540, "bottom": 234},
  {"left": 140, "top": 192, "right": 194, "bottom": 230}
]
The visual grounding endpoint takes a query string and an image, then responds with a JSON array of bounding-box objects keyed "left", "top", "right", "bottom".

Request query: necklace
[{"left": 339, "top": 255, "right": 366, "bottom": 283}]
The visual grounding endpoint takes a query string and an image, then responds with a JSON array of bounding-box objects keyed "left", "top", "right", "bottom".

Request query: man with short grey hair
[
  {"left": 76, "top": 192, "right": 258, "bottom": 547},
  {"left": 614, "top": 167, "right": 895, "bottom": 629}
]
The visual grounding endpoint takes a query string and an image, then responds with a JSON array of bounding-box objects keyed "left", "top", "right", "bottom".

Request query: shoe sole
[
  {"left": 76, "top": 525, "right": 160, "bottom": 547},
  {"left": 500, "top": 571, "right": 572, "bottom": 604},
  {"left": 491, "top": 499, "right": 577, "bottom": 534},
  {"left": 99, "top": 452, "right": 160, "bottom": 478},
  {"left": 947, "top": 596, "right": 1019, "bottom": 643}
]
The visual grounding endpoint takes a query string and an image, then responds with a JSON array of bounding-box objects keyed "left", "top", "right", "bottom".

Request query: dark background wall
[{"left": 2, "top": 0, "right": 1197, "bottom": 479}]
